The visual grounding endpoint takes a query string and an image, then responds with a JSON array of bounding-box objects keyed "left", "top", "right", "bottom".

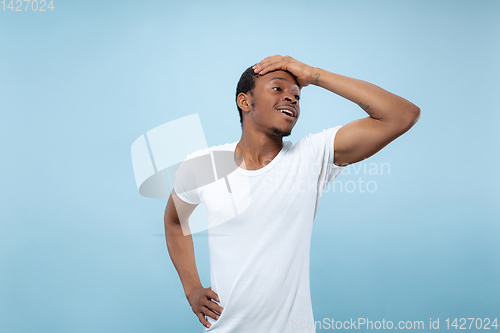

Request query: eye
[
  {"left": 273, "top": 87, "right": 282, "bottom": 91},
  {"left": 295, "top": 95, "right": 300, "bottom": 101}
]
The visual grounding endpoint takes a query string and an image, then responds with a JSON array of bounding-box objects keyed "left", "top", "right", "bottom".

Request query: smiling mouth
[{"left": 277, "top": 108, "right": 295, "bottom": 118}]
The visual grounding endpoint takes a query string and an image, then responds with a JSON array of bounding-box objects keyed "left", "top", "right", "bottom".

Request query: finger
[
  {"left": 254, "top": 59, "right": 280, "bottom": 74},
  {"left": 206, "top": 290, "right": 220, "bottom": 303},
  {"left": 214, "top": 303, "right": 224, "bottom": 314},
  {"left": 253, "top": 59, "right": 273, "bottom": 73},
  {"left": 197, "top": 313, "right": 211, "bottom": 328},
  {"left": 204, "top": 299, "right": 224, "bottom": 315},
  {"left": 254, "top": 54, "right": 281, "bottom": 68},
  {"left": 257, "top": 55, "right": 279, "bottom": 64},
  {"left": 202, "top": 306, "right": 221, "bottom": 320},
  {"left": 257, "top": 61, "right": 286, "bottom": 76},
  {"left": 262, "top": 54, "right": 282, "bottom": 62},
  {"left": 254, "top": 57, "right": 283, "bottom": 73}
]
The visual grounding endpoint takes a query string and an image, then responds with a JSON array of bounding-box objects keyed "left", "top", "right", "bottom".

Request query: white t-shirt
[{"left": 174, "top": 126, "right": 344, "bottom": 333}]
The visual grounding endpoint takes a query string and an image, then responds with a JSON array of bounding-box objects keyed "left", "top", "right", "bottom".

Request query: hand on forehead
[{"left": 257, "top": 69, "right": 300, "bottom": 90}]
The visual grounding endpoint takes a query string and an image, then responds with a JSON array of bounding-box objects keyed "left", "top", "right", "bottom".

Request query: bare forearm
[
  {"left": 311, "top": 67, "right": 420, "bottom": 123},
  {"left": 165, "top": 220, "right": 203, "bottom": 297}
]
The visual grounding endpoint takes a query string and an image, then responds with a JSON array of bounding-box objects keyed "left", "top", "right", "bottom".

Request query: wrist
[
  {"left": 309, "top": 67, "right": 322, "bottom": 86},
  {"left": 184, "top": 282, "right": 203, "bottom": 299}
]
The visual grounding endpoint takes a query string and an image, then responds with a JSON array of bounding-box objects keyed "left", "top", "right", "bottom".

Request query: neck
[{"left": 235, "top": 126, "right": 283, "bottom": 170}]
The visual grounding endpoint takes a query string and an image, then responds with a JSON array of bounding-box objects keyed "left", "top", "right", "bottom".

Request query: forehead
[{"left": 257, "top": 70, "right": 300, "bottom": 89}]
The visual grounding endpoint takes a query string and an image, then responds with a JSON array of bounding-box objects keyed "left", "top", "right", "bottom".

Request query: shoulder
[
  {"left": 184, "top": 141, "right": 236, "bottom": 160},
  {"left": 292, "top": 125, "right": 343, "bottom": 152}
]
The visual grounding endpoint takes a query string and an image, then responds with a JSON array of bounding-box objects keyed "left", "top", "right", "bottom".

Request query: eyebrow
[{"left": 269, "top": 77, "right": 300, "bottom": 90}]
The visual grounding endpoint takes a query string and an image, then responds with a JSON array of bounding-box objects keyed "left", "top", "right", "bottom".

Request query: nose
[{"left": 284, "top": 95, "right": 297, "bottom": 104}]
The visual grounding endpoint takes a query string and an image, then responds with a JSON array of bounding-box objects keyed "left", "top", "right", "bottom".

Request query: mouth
[{"left": 276, "top": 106, "right": 296, "bottom": 119}]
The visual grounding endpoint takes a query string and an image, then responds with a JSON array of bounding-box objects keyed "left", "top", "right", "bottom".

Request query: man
[{"left": 164, "top": 55, "right": 420, "bottom": 332}]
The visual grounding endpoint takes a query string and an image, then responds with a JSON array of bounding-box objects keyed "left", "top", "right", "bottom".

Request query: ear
[{"left": 237, "top": 92, "right": 252, "bottom": 113}]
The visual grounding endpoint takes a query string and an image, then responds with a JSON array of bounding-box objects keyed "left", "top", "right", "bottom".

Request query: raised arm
[
  {"left": 164, "top": 189, "right": 223, "bottom": 328},
  {"left": 311, "top": 68, "right": 420, "bottom": 166},
  {"left": 253, "top": 55, "right": 421, "bottom": 166}
]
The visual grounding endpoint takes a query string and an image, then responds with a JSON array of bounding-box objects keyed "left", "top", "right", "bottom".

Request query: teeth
[{"left": 279, "top": 109, "right": 294, "bottom": 117}]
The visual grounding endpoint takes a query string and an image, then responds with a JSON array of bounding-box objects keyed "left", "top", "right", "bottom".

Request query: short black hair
[{"left": 235, "top": 64, "right": 259, "bottom": 128}]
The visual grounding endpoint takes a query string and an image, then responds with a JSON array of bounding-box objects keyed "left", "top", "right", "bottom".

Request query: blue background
[{"left": 1, "top": 0, "right": 499, "bottom": 332}]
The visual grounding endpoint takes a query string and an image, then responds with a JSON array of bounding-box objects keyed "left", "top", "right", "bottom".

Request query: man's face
[{"left": 244, "top": 70, "right": 301, "bottom": 137}]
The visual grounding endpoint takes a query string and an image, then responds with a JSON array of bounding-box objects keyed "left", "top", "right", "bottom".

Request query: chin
[{"left": 270, "top": 126, "right": 292, "bottom": 137}]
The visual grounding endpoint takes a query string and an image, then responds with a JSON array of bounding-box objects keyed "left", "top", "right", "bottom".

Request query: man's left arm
[
  {"left": 311, "top": 67, "right": 420, "bottom": 167},
  {"left": 253, "top": 55, "right": 421, "bottom": 167}
]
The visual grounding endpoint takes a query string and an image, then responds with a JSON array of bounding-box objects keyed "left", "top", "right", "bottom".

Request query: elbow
[
  {"left": 403, "top": 104, "right": 421, "bottom": 128},
  {"left": 409, "top": 105, "right": 421, "bottom": 126},
  {"left": 395, "top": 105, "right": 420, "bottom": 133}
]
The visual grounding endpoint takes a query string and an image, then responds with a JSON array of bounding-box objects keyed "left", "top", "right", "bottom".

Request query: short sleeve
[
  {"left": 172, "top": 150, "right": 208, "bottom": 205},
  {"left": 173, "top": 176, "right": 201, "bottom": 205},
  {"left": 302, "top": 125, "right": 345, "bottom": 191}
]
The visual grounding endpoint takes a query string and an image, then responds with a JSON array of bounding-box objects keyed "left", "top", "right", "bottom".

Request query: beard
[{"left": 269, "top": 126, "right": 291, "bottom": 137}]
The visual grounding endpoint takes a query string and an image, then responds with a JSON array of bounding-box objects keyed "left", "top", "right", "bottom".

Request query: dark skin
[
  {"left": 164, "top": 55, "right": 420, "bottom": 329},
  {"left": 252, "top": 55, "right": 421, "bottom": 167},
  {"left": 163, "top": 72, "right": 302, "bottom": 329},
  {"left": 235, "top": 69, "right": 302, "bottom": 170},
  {"left": 164, "top": 191, "right": 223, "bottom": 329}
]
